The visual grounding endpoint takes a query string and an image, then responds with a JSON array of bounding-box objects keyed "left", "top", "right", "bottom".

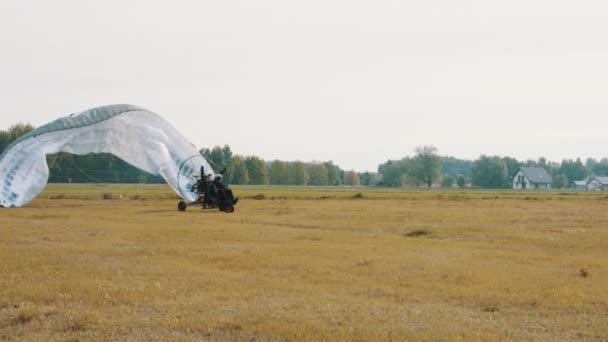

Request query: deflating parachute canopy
[{"left": 0, "top": 104, "right": 213, "bottom": 207}]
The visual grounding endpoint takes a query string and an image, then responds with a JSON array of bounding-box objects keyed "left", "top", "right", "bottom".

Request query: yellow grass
[{"left": 1, "top": 184, "right": 607, "bottom": 340}]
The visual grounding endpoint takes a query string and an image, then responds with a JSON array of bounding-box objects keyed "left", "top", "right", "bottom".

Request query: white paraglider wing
[{"left": 0, "top": 104, "right": 213, "bottom": 207}]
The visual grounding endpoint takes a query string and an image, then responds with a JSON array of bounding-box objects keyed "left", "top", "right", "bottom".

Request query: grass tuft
[
  {"left": 102, "top": 192, "right": 113, "bottom": 200},
  {"left": 482, "top": 306, "right": 500, "bottom": 313},
  {"left": 579, "top": 267, "right": 591, "bottom": 278},
  {"left": 405, "top": 229, "right": 432, "bottom": 237},
  {"left": 11, "top": 309, "right": 37, "bottom": 326},
  {"left": 357, "top": 256, "right": 373, "bottom": 266},
  {"left": 352, "top": 192, "right": 364, "bottom": 199}
]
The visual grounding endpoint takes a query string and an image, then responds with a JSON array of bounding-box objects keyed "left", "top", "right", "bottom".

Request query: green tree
[
  {"left": 324, "top": 161, "right": 342, "bottom": 186},
  {"left": 441, "top": 176, "right": 454, "bottom": 188},
  {"left": 378, "top": 159, "right": 407, "bottom": 187},
  {"left": 0, "top": 123, "right": 35, "bottom": 153},
  {"left": 343, "top": 170, "right": 360, "bottom": 186},
  {"left": 8, "top": 123, "right": 35, "bottom": 141},
  {"left": 471, "top": 155, "right": 508, "bottom": 188},
  {"left": 268, "top": 160, "right": 289, "bottom": 185},
  {"left": 585, "top": 158, "right": 597, "bottom": 170},
  {"left": 553, "top": 174, "right": 568, "bottom": 189},
  {"left": 441, "top": 157, "right": 472, "bottom": 177},
  {"left": 456, "top": 175, "right": 466, "bottom": 188},
  {"left": 359, "top": 172, "right": 372, "bottom": 186},
  {"left": 307, "top": 162, "right": 329, "bottom": 186},
  {"left": 244, "top": 156, "right": 268, "bottom": 185},
  {"left": 559, "top": 158, "right": 588, "bottom": 183},
  {"left": 0, "top": 130, "right": 10, "bottom": 153},
  {"left": 410, "top": 145, "right": 442, "bottom": 188},
  {"left": 591, "top": 158, "right": 608, "bottom": 176},
  {"left": 200, "top": 145, "right": 233, "bottom": 170},
  {"left": 288, "top": 161, "right": 309, "bottom": 185},
  {"left": 222, "top": 145, "right": 233, "bottom": 166},
  {"left": 502, "top": 156, "right": 521, "bottom": 187},
  {"left": 229, "top": 155, "right": 249, "bottom": 184}
]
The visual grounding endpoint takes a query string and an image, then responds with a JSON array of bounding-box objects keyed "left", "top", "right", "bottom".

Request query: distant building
[
  {"left": 571, "top": 180, "right": 587, "bottom": 191},
  {"left": 512, "top": 167, "right": 553, "bottom": 190},
  {"left": 587, "top": 176, "right": 608, "bottom": 191}
]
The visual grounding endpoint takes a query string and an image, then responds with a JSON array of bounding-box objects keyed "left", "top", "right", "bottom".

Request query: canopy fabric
[{"left": 0, "top": 104, "right": 213, "bottom": 207}]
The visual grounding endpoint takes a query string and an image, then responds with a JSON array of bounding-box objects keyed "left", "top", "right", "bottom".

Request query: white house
[
  {"left": 587, "top": 176, "right": 608, "bottom": 191},
  {"left": 512, "top": 167, "right": 553, "bottom": 190},
  {"left": 571, "top": 180, "right": 587, "bottom": 191}
]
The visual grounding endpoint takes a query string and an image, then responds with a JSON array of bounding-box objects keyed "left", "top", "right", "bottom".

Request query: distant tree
[
  {"left": 307, "top": 162, "right": 329, "bottom": 186},
  {"left": 403, "top": 173, "right": 422, "bottom": 187},
  {"left": 200, "top": 147, "right": 218, "bottom": 167},
  {"left": 591, "top": 158, "right": 608, "bottom": 176},
  {"left": 359, "top": 172, "right": 371, "bottom": 186},
  {"left": 0, "top": 123, "right": 35, "bottom": 153},
  {"left": 471, "top": 155, "right": 508, "bottom": 188},
  {"left": 553, "top": 174, "right": 568, "bottom": 189},
  {"left": 502, "top": 157, "right": 521, "bottom": 188},
  {"left": 8, "top": 123, "right": 35, "bottom": 141},
  {"left": 200, "top": 145, "right": 233, "bottom": 170},
  {"left": 441, "top": 157, "right": 473, "bottom": 177},
  {"left": 545, "top": 160, "right": 560, "bottom": 177},
  {"left": 288, "top": 161, "right": 309, "bottom": 185},
  {"left": 456, "top": 175, "right": 466, "bottom": 188},
  {"left": 222, "top": 145, "right": 233, "bottom": 166},
  {"left": 229, "top": 155, "right": 249, "bottom": 184},
  {"left": 268, "top": 160, "right": 289, "bottom": 185},
  {"left": 0, "top": 130, "right": 10, "bottom": 153},
  {"left": 585, "top": 158, "right": 597, "bottom": 171},
  {"left": 410, "top": 145, "right": 442, "bottom": 188},
  {"left": 441, "top": 176, "right": 454, "bottom": 188},
  {"left": 559, "top": 158, "right": 588, "bottom": 183},
  {"left": 324, "top": 161, "right": 342, "bottom": 186},
  {"left": 244, "top": 156, "right": 268, "bottom": 185},
  {"left": 378, "top": 159, "right": 407, "bottom": 187},
  {"left": 343, "top": 170, "right": 360, "bottom": 186}
]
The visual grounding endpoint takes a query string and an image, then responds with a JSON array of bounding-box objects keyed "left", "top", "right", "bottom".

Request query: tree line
[
  {"left": 200, "top": 145, "right": 361, "bottom": 186},
  {"left": 1, "top": 123, "right": 607, "bottom": 188},
  {"left": 378, "top": 151, "right": 608, "bottom": 189}
]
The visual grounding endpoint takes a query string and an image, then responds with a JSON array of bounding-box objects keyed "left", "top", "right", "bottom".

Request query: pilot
[
  {"left": 191, "top": 166, "right": 211, "bottom": 201},
  {"left": 213, "top": 173, "right": 238, "bottom": 205}
]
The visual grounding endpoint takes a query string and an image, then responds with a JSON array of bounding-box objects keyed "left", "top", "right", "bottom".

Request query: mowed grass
[{"left": 1, "top": 185, "right": 607, "bottom": 340}]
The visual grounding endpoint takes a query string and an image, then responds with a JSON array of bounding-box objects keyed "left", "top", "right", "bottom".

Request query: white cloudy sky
[{"left": 1, "top": 0, "right": 607, "bottom": 171}]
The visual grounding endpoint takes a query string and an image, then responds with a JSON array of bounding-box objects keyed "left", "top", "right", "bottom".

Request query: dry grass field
[{"left": 1, "top": 184, "right": 607, "bottom": 341}]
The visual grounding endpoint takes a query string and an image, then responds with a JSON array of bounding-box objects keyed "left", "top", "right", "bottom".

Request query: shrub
[{"left": 102, "top": 192, "right": 113, "bottom": 200}]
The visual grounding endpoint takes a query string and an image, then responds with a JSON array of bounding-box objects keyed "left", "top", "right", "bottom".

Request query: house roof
[
  {"left": 591, "top": 176, "right": 608, "bottom": 185},
  {"left": 573, "top": 181, "right": 587, "bottom": 186},
  {"left": 519, "top": 167, "right": 553, "bottom": 184}
]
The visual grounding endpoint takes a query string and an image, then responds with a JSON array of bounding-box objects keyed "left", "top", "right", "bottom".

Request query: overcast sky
[{"left": 1, "top": 1, "right": 607, "bottom": 171}]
